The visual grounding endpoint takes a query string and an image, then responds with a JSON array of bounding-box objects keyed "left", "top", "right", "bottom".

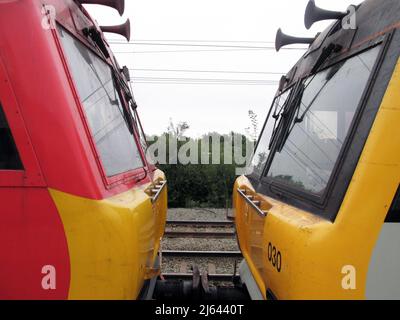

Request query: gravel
[
  {"left": 161, "top": 209, "right": 241, "bottom": 278},
  {"left": 166, "top": 225, "right": 232, "bottom": 232},
  {"left": 167, "top": 208, "right": 234, "bottom": 221},
  {"left": 162, "top": 238, "right": 239, "bottom": 251},
  {"left": 161, "top": 257, "right": 240, "bottom": 275}
]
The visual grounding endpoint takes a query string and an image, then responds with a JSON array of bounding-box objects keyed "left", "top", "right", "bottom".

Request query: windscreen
[
  {"left": 58, "top": 27, "right": 143, "bottom": 177},
  {"left": 265, "top": 45, "right": 381, "bottom": 195}
]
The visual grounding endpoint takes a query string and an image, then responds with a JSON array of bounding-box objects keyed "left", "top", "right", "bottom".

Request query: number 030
[{"left": 267, "top": 242, "right": 282, "bottom": 273}]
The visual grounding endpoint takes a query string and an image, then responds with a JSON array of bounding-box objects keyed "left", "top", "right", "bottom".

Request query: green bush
[{"left": 148, "top": 133, "right": 253, "bottom": 208}]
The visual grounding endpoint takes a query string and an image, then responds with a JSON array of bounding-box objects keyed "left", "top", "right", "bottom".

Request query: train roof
[
  {"left": 280, "top": 0, "right": 400, "bottom": 93},
  {"left": 45, "top": 0, "right": 125, "bottom": 74}
]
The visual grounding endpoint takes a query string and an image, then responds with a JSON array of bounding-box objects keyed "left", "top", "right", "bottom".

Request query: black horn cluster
[
  {"left": 275, "top": 28, "right": 315, "bottom": 52},
  {"left": 275, "top": 0, "right": 353, "bottom": 52},
  {"left": 304, "top": 0, "right": 348, "bottom": 29},
  {"left": 77, "top": 0, "right": 131, "bottom": 41},
  {"left": 77, "top": 0, "right": 125, "bottom": 16},
  {"left": 100, "top": 19, "right": 131, "bottom": 42}
]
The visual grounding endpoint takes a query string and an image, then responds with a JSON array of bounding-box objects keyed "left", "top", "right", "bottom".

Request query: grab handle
[{"left": 237, "top": 188, "right": 269, "bottom": 218}]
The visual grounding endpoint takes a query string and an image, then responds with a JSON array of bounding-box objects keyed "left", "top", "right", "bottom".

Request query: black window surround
[
  {"left": 248, "top": 31, "right": 398, "bottom": 222},
  {"left": 385, "top": 185, "right": 400, "bottom": 223}
]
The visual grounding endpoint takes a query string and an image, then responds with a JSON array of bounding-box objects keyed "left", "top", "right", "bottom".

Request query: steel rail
[
  {"left": 166, "top": 220, "right": 234, "bottom": 228},
  {"left": 162, "top": 273, "right": 240, "bottom": 282},
  {"left": 164, "top": 231, "right": 236, "bottom": 239},
  {"left": 162, "top": 250, "right": 242, "bottom": 258}
]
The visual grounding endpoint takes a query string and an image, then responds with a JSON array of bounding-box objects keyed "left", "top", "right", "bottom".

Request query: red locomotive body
[{"left": 0, "top": 0, "right": 167, "bottom": 300}]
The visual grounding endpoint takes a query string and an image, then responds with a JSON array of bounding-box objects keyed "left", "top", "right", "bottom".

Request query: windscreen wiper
[
  {"left": 111, "top": 73, "right": 135, "bottom": 135},
  {"left": 83, "top": 26, "right": 133, "bottom": 103},
  {"left": 268, "top": 90, "right": 293, "bottom": 150},
  {"left": 268, "top": 83, "right": 304, "bottom": 153},
  {"left": 290, "top": 54, "right": 344, "bottom": 128},
  {"left": 81, "top": 27, "right": 136, "bottom": 136},
  {"left": 83, "top": 27, "right": 110, "bottom": 59},
  {"left": 311, "top": 43, "right": 342, "bottom": 74},
  {"left": 276, "top": 84, "right": 305, "bottom": 152},
  {"left": 271, "top": 43, "right": 342, "bottom": 152}
]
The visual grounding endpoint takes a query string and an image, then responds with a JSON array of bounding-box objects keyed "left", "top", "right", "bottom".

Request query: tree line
[{"left": 147, "top": 119, "right": 257, "bottom": 208}]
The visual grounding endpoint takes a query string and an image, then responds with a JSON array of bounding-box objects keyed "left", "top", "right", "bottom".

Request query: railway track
[
  {"left": 165, "top": 219, "right": 236, "bottom": 239},
  {"left": 162, "top": 250, "right": 242, "bottom": 258},
  {"left": 162, "top": 218, "right": 242, "bottom": 283},
  {"left": 158, "top": 214, "right": 248, "bottom": 300},
  {"left": 162, "top": 273, "right": 239, "bottom": 282},
  {"left": 164, "top": 230, "right": 236, "bottom": 239},
  {"left": 166, "top": 220, "right": 234, "bottom": 228}
]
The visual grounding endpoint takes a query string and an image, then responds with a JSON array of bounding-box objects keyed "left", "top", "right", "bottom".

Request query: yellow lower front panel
[
  {"left": 234, "top": 58, "right": 400, "bottom": 300},
  {"left": 50, "top": 179, "right": 167, "bottom": 300}
]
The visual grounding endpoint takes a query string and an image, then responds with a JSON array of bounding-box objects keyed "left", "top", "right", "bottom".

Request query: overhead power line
[
  {"left": 132, "top": 82, "right": 278, "bottom": 86},
  {"left": 129, "top": 68, "right": 285, "bottom": 75},
  {"left": 132, "top": 76, "right": 279, "bottom": 82},
  {"left": 114, "top": 48, "right": 272, "bottom": 54},
  {"left": 111, "top": 39, "right": 276, "bottom": 44},
  {"left": 130, "top": 76, "right": 280, "bottom": 86},
  {"left": 108, "top": 41, "right": 306, "bottom": 50}
]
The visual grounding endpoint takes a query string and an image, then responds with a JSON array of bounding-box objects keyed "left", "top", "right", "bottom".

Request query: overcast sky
[{"left": 85, "top": 0, "right": 363, "bottom": 137}]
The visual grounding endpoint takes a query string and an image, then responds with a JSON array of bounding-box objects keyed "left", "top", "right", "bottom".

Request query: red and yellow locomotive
[{"left": 0, "top": 0, "right": 167, "bottom": 300}]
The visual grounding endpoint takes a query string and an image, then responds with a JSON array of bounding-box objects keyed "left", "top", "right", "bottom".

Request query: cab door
[{"left": 0, "top": 55, "right": 70, "bottom": 299}]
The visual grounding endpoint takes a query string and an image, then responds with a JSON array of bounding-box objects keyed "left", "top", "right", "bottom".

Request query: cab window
[
  {"left": 0, "top": 103, "right": 23, "bottom": 170},
  {"left": 58, "top": 27, "right": 143, "bottom": 178},
  {"left": 386, "top": 186, "right": 400, "bottom": 223},
  {"left": 249, "top": 88, "right": 293, "bottom": 178},
  {"left": 265, "top": 45, "right": 381, "bottom": 195}
]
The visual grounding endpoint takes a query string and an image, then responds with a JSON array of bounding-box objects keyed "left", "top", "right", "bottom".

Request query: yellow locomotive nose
[
  {"left": 234, "top": 0, "right": 400, "bottom": 301},
  {"left": 50, "top": 172, "right": 168, "bottom": 300}
]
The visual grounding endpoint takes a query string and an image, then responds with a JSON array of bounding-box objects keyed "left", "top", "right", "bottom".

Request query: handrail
[
  {"left": 237, "top": 188, "right": 268, "bottom": 218},
  {"left": 151, "top": 180, "right": 167, "bottom": 203}
]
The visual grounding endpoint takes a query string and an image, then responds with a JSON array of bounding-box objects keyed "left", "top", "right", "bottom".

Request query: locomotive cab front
[
  {"left": 0, "top": 0, "right": 167, "bottom": 299},
  {"left": 234, "top": 0, "right": 400, "bottom": 300}
]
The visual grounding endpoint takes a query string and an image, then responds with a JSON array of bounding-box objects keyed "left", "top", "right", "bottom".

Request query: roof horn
[
  {"left": 304, "top": 0, "right": 348, "bottom": 29},
  {"left": 275, "top": 28, "right": 315, "bottom": 52},
  {"left": 100, "top": 19, "right": 131, "bottom": 41},
  {"left": 77, "top": 0, "right": 125, "bottom": 16}
]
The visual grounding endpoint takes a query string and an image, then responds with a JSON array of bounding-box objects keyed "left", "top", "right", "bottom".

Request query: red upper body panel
[
  {"left": 0, "top": 0, "right": 157, "bottom": 300},
  {"left": 0, "top": 0, "right": 153, "bottom": 199}
]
